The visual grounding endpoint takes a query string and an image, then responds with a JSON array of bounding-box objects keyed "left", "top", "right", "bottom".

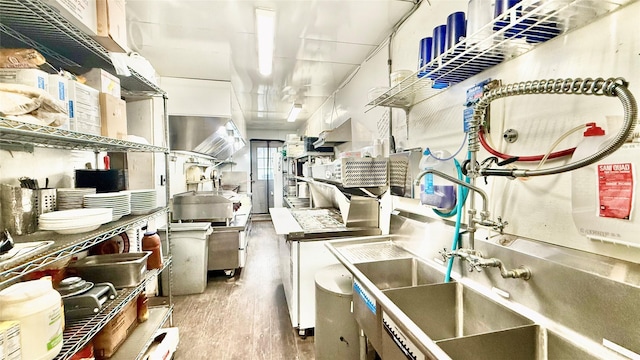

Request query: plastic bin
[
  {"left": 159, "top": 223, "right": 212, "bottom": 295},
  {"left": 315, "top": 264, "right": 360, "bottom": 360}
]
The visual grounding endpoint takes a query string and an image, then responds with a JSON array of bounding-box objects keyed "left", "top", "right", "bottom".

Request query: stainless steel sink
[
  {"left": 383, "top": 282, "right": 533, "bottom": 341},
  {"left": 354, "top": 257, "right": 445, "bottom": 289},
  {"left": 351, "top": 258, "right": 446, "bottom": 354},
  {"left": 434, "top": 325, "right": 601, "bottom": 360}
]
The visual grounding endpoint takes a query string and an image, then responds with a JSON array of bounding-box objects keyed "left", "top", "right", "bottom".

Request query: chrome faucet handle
[
  {"left": 439, "top": 248, "right": 452, "bottom": 262},
  {"left": 467, "top": 257, "right": 483, "bottom": 273},
  {"left": 493, "top": 216, "right": 508, "bottom": 233}
]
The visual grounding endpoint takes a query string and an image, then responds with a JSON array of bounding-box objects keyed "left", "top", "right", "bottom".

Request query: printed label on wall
[{"left": 597, "top": 163, "right": 634, "bottom": 219}]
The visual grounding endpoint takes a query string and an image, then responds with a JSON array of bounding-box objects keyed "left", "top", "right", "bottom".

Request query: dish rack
[{"left": 311, "top": 158, "right": 389, "bottom": 188}]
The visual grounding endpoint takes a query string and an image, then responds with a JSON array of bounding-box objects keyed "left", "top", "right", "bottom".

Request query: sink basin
[
  {"left": 351, "top": 258, "right": 446, "bottom": 354},
  {"left": 435, "top": 325, "right": 601, "bottom": 360},
  {"left": 354, "top": 257, "right": 445, "bottom": 289},
  {"left": 383, "top": 282, "right": 533, "bottom": 341}
]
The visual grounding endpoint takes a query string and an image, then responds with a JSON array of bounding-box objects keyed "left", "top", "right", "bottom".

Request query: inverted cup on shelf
[
  {"left": 432, "top": 24, "right": 448, "bottom": 59},
  {"left": 418, "top": 37, "right": 433, "bottom": 78},
  {"left": 446, "top": 11, "right": 466, "bottom": 51}
]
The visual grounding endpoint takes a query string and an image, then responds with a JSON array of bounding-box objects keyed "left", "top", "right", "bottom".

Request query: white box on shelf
[
  {"left": 83, "top": 68, "right": 121, "bottom": 98},
  {"left": 48, "top": 74, "right": 69, "bottom": 121},
  {"left": 0, "top": 68, "right": 48, "bottom": 90},
  {"left": 42, "top": 0, "right": 98, "bottom": 36},
  {"left": 68, "top": 81, "right": 101, "bottom": 135}
]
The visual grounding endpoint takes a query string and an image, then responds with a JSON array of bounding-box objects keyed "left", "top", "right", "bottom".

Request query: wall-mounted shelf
[
  {"left": 0, "top": 0, "right": 164, "bottom": 96},
  {"left": 0, "top": 208, "right": 168, "bottom": 288},
  {"left": 0, "top": 118, "right": 169, "bottom": 153},
  {"left": 53, "top": 257, "right": 172, "bottom": 360},
  {"left": 367, "top": 0, "right": 629, "bottom": 110},
  {"left": 295, "top": 152, "right": 334, "bottom": 161}
]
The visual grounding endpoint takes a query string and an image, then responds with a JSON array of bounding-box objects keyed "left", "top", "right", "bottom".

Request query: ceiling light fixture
[
  {"left": 287, "top": 103, "right": 302, "bottom": 122},
  {"left": 255, "top": 8, "right": 275, "bottom": 77}
]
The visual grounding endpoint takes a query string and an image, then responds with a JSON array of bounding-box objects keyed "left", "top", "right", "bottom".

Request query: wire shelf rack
[
  {"left": 0, "top": 117, "right": 168, "bottom": 152},
  {"left": 0, "top": 0, "right": 164, "bottom": 95},
  {"left": 110, "top": 306, "right": 174, "bottom": 360},
  {"left": 0, "top": 208, "right": 169, "bottom": 289},
  {"left": 54, "top": 257, "right": 172, "bottom": 360},
  {"left": 367, "top": 0, "right": 633, "bottom": 109}
]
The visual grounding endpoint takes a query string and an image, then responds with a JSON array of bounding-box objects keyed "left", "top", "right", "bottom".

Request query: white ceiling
[{"left": 126, "top": 0, "right": 417, "bottom": 131}]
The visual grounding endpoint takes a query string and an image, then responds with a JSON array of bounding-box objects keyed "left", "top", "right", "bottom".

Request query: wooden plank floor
[{"left": 172, "top": 220, "right": 316, "bottom": 360}]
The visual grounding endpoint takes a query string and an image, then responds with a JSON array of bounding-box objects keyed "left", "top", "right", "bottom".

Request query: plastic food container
[
  {"left": 69, "top": 252, "right": 151, "bottom": 288},
  {"left": 0, "top": 278, "right": 63, "bottom": 360},
  {"left": 390, "top": 70, "right": 413, "bottom": 87}
]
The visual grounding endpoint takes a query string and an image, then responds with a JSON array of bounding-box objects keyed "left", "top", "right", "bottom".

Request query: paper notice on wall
[{"left": 597, "top": 163, "right": 634, "bottom": 219}]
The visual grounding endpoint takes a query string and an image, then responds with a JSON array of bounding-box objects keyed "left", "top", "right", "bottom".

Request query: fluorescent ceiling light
[
  {"left": 256, "top": 8, "right": 275, "bottom": 76},
  {"left": 287, "top": 103, "right": 302, "bottom": 122}
]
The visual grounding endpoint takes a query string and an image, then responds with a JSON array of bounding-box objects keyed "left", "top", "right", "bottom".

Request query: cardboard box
[
  {"left": 42, "top": 0, "right": 98, "bottom": 36},
  {"left": 0, "top": 321, "right": 21, "bottom": 360},
  {"left": 69, "top": 81, "right": 101, "bottom": 135},
  {"left": 49, "top": 75, "right": 70, "bottom": 130},
  {"left": 100, "top": 92, "right": 127, "bottom": 139},
  {"left": 93, "top": 297, "right": 137, "bottom": 359},
  {"left": 0, "top": 68, "right": 48, "bottom": 90},
  {"left": 83, "top": 68, "right": 121, "bottom": 98},
  {"left": 94, "top": 0, "right": 128, "bottom": 53}
]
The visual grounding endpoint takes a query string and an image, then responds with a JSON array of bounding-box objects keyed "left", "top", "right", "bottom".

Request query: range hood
[
  {"left": 169, "top": 116, "right": 245, "bottom": 160},
  {"left": 313, "top": 118, "right": 352, "bottom": 148}
]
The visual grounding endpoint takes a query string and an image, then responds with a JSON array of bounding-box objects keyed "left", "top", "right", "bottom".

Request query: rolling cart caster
[{"left": 224, "top": 269, "right": 236, "bottom": 277}]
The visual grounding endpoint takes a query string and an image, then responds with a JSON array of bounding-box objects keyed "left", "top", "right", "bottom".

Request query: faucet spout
[{"left": 441, "top": 248, "right": 531, "bottom": 280}]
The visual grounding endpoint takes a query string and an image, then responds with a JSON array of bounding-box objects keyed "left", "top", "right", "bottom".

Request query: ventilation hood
[
  {"left": 169, "top": 116, "right": 245, "bottom": 160},
  {"left": 313, "top": 118, "right": 352, "bottom": 148}
]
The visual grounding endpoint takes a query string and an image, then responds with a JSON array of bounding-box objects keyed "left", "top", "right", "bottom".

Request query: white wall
[
  {"left": 159, "top": 77, "right": 231, "bottom": 116},
  {"left": 300, "top": 1, "right": 640, "bottom": 263}
]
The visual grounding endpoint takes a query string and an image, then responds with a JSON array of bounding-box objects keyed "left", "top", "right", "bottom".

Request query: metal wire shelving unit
[
  {"left": 0, "top": 117, "right": 168, "bottom": 152},
  {"left": 0, "top": 1, "right": 176, "bottom": 358},
  {"left": 0, "top": 0, "right": 163, "bottom": 96},
  {"left": 367, "top": 0, "right": 634, "bottom": 110},
  {"left": 0, "top": 209, "right": 168, "bottom": 288},
  {"left": 54, "top": 258, "right": 173, "bottom": 360}
]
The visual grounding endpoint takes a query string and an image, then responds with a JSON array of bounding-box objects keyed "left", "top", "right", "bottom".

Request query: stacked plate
[
  {"left": 83, "top": 192, "right": 131, "bottom": 222},
  {"left": 121, "top": 189, "right": 157, "bottom": 215},
  {"left": 57, "top": 188, "right": 96, "bottom": 210},
  {"left": 39, "top": 208, "right": 112, "bottom": 234}
]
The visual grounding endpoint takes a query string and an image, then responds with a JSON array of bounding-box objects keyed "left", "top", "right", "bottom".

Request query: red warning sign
[{"left": 597, "top": 163, "right": 634, "bottom": 219}]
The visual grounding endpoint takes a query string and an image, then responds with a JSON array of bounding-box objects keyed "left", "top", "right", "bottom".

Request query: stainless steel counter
[{"left": 269, "top": 207, "right": 381, "bottom": 241}]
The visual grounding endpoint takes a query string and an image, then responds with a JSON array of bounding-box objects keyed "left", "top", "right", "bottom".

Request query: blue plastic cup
[
  {"left": 432, "top": 24, "right": 447, "bottom": 59},
  {"left": 418, "top": 37, "right": 433, "bottom": 78},
  {"left": 494, "top": 0, "right": 524, "bottom": 38},
  {"left": 446, "top": 11, "right": 466, "bottom": 50}
]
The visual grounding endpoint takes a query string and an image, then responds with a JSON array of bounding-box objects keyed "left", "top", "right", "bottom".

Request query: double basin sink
[{"left": 330, "top": 240, "right": 598, "bottom": 360}]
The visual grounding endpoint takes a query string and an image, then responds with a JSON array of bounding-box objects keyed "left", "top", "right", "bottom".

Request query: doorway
[{"left": 250, "top": 140, "right": 283, "bottom": 214}]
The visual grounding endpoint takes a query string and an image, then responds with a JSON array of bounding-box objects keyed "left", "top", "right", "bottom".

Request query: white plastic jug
[
  {"left": 0, "top": 278, "right": 63, "bottom": 360},
  {"left": 419, "top": 149, "right": 458, "bottom": 211}
]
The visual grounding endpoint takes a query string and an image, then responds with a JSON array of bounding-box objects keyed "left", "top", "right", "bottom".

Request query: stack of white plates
[
  {"left": 57, "top": 188, "right": 96, "bottom": 210},
  {"left": 83, "top": 193, "right": 131, "bottom": 221},
  {"left": 39, "top": 208, "right": 112, "bottom": 234},
  {"left": 121, "top": 189, "right": 157, "bottom": 215}
]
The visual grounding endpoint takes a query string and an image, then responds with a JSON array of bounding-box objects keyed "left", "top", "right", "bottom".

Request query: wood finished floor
[{"left": 172, "top": 220, "right": 315, "bottom": 360}]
